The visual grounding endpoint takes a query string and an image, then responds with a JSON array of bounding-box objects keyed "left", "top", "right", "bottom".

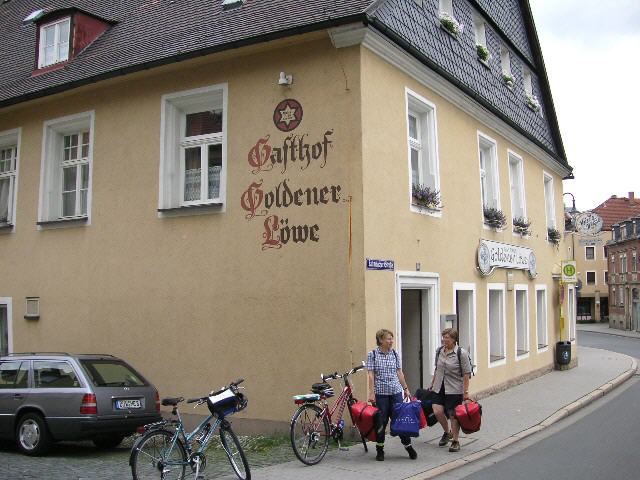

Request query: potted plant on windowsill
[
  {"left": 502, "top": 73, "right": 514, "bottom": 89},
  {"left": 483, "top": 206, "right": 507, "bottom": 229},
  {"left": 439, "top": 12, "right": 463, "bottom": 38},
  {"left": 412, "top": 184, "right": 441, "bottom": 210},
  {"left": 512, "top": 216, "right": 531, "bottom": 236},
  {"left": 476, "top": 44, "right": 490, "bottom": 66},
  {"left": 547, "top": 227, "right": 561, "bottom": 245},
  {"left": 525, "top": 93, "right": 541, "bottom": 112}
]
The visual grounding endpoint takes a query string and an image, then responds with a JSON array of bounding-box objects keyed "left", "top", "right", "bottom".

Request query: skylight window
[
  {"left": 23, "top": 9, "right": 45, "bottom": 25},
  {"left": 222, "top": 0, "right": 244, "bottom": 11},
  {"left": 38, "top": 17, "right": 70, "bottom": 68}
]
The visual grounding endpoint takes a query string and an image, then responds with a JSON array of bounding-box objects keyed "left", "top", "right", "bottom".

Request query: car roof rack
[{"left": 5, "top": 352, "right": 70, "bottom": 356}]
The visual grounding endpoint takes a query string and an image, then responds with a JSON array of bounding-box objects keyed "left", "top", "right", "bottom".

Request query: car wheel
[
  {"left": 93, "top": 434, "right": 125, "bottom": 449},
  {"left": 16, "top": 413, "right": 51, "bottom": 456}
]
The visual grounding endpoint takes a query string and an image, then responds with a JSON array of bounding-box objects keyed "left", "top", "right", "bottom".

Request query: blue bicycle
[{"left": 129, "top": 379, "right": 250, "bottom": 480}]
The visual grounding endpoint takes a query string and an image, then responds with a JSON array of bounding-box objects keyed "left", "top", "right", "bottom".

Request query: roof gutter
[{"left": 0, "top": 13, "right": 369, "bottom": 110}]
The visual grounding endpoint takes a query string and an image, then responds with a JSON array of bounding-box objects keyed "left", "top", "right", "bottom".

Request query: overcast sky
[{"left": 529, "top": 0, "right": 640, "bottom": 211}]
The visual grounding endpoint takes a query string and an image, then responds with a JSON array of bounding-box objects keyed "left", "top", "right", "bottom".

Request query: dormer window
[
  {"left": 39, "top": 17, "right": 70, "bottom": 68},
  {"left": 32, "top": 9, "right": 112, "bottom": 74}
]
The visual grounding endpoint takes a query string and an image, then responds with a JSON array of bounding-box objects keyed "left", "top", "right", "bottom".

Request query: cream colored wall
[
  {"left": 573, "top": 230, "right": 610, "bottom": 297},
  {"left": 0, "top": 35, "right": 365, "bottom": 423},
  {"left": 359, "top": 48, "right": 566, "bottom": 394}
]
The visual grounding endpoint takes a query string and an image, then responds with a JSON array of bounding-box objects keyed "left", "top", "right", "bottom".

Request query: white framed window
[
  {"left": 453, "top": 283, "right": 477, "bottom": 374},
  {"left": 0, "top": 298, "right": 12, "bottom": 356},
  {"left": 473, "top": 14, "right": 486, "bottom": 47},
  {"left": 604, "top": 271, "right": 608, "bottom": 284},
  {"left": 523, "top": 68, "right": 533, "bottom": 96},
  {"left": 612, "top": 287, "right": 616, "bottom": 305},
  {"left": 618, "top": 286, "right": 624, "bottom": 306},
  {"left": 38, "top": 17, "right": 70, "bottom": 68},
  {"left": 478, "top": 132, "right": 500, "bottom": 212},
  {"left": 585, "top": 246, "right": 595, "bottom": 260},
  {"left": 500, "top": 46, "right": 512, "bottom": 76},
  {"left": 535, "top": 285, "right": 548, "bottom": 350},
  {"left": 406, "top": 89, "right": 440, "bottom": 209},
  {"left": 515, "top": 285, "right": 529, "bottom": 358},
  {"left": 633, "top": 252, "right": 637, "bottom": 272},
  {"left": 160, "top": 84, "right": 227, "bottom": 212},
  {"left": 39, "top": 111, "right": 94, "bottom": 224},
  {"left": 508, "top": 150, "right": 526, "bottom": 224},
  {"left": 488, "top": 284, "right": 506, "bottom": 366},
  {"left": 611, "top": 254, "right": 616, "bottom": 274},
  {"left": 439, "top": 0, "right": 453, "bottom": 15},
  {"left": 543, "top": 172, "right": 556, "bottom": 229},
  {"left": 586, "top": 271, "right": 596, "bottom": 285},
  {"left": 620, "top": 254, "right": 627, "bottom": 274},
  {"left": 0, "top": 129, "right": 20, "bottom": 227}
]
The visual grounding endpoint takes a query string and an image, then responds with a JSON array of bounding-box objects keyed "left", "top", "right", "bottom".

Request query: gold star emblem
[{"left": 279, "top": 104, "right": 297, "bottom": 126}]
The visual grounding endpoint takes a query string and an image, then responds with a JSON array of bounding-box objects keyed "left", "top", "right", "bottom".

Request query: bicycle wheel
[
  {"left": 290, "top": 403, "right": 330, "bottom": 465},
  {"left": 219, "top": 425, "right": 251, "bottom": 480},
  {"left": 130, "top": 429, "right": 187, "bottom": 480}
]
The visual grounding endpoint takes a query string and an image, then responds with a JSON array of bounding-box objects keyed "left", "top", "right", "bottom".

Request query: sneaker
[
  {"left": 438, "top": 431, "right": 452, "bottom": 447},
  {"left": 449, "top": 440, "right": 460, "bottom": 452},
  {"left": 376, "top": 446, "right": 385, "bottom": 461},
  {"left": 405, "top": 445, "right": 417, "bottom": 460}
]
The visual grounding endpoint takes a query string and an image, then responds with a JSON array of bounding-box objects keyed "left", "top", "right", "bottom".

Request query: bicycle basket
[
  {"left": 207, "top": 390, "right": 248, "bottom": 416},
  {"left": 311, "top": 383, "right": 334, "bottom": 398}
]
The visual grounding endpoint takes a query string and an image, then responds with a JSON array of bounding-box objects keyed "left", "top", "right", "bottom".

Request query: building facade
[
  {"left": 608, "top": 217, "right": 640, "bottom": 331},
  {"left": 0, "top": 0, "right": 573, "bottom": 428},
  {"left": 569, "top": 193, "right": 640, "bottom": 324}
]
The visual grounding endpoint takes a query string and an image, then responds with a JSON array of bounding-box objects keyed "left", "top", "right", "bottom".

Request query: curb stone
[{"left": 408, "top": 355, "right": 638, "bottom": 480}]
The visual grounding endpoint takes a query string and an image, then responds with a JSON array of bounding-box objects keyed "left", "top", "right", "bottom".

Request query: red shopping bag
[
  {"left": 454, "top": 401, "right": 482, "bottom": 434},
  {"left": 412, "top": 396, "right": 427, "bottom": 429}
]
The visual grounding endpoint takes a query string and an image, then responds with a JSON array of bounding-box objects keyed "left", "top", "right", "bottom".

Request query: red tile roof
[{"left": 592, "top": 193, "right": 640, "bottom": 229}]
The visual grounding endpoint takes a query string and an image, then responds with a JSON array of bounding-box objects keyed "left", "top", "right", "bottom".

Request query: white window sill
[
  {"left": 410, "top": 203, "right": 442, "bottom": 218},
  {"left": 0, "top": 222, "right": 14, "bottom": 230},
  {"left": 483, "top": 223, "right": 505, "bottom": 232},
  {"left": 439, "top": 22, "right": 461, "bottom": 41},
  {"left": 512, "top": 230, "right": 531, "bottom": 239},
  {"left": 37, "top": 216, "right": 89, "bottom": 229},
  {"left": 478, "top": 57, "right": 491, "bottom": 69},
  {"left": 488, "top": 356, "right": 506, "bottom": 368},
  {"left": 515, "top": 351, "right": 530, "bottom": 361},
  {"left": 158, "top": 202, "right": 224, "bottom": 218}
]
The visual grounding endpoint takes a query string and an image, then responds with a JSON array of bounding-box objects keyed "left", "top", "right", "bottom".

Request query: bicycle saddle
[{"left": 161, "top": 397, "right": 184, "bottom": 406}]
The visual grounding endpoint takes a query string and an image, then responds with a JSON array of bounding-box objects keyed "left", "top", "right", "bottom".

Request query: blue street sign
[{"left": 366, "top": 258, "right": 395, "bottom": 271}]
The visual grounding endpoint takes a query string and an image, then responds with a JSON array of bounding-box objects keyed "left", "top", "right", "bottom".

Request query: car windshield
[{"left": 79, "top": 360, "right": 147, "bottom": 387}]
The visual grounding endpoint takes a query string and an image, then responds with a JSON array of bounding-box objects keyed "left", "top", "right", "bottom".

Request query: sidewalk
[
  {"left": 219, "top": 346, "right": 637, "bottom": 480},
  {"left": 577, "top": 322, "right": 640, "bottom": 339}
]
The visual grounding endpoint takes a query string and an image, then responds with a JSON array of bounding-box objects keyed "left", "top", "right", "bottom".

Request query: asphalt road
[{"left": 442, "top": 331, "right": 640, "bottom": 480}]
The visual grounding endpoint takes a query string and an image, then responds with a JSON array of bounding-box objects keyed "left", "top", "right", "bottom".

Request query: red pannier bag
[
  {"left": 349, "top": 401, "right": 380, "bottom": 442},
  {"left": 454, "top": 401, "right": 482, "bottom": 434}
]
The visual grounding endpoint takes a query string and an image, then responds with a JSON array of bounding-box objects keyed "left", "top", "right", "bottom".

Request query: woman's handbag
[{"left": 390, "top": 399, "right": 422, "bottom": 437}]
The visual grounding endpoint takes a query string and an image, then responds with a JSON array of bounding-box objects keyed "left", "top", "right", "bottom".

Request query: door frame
[
  {"left": 395, "top": 272, "right": 439, "bottom": 387},
  {"left": 452, "top": 282, "right": 477, "bottom": 374},
  {"left": 0, "top": 298, "right": 13, "bottom": 355}
]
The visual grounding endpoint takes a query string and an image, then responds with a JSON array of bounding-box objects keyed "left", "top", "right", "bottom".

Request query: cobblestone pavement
[{"left": 0, "top": 435, "right": 296, "bottom": 480}]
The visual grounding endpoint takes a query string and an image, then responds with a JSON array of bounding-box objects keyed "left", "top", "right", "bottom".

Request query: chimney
[{"left": 629, "top": 191, "right": 635, "bottom": 200}]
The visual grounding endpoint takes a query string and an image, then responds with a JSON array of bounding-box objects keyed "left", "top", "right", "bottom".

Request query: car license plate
[{"left": 116, "top": 399, "right": 141, "bottom": 409}]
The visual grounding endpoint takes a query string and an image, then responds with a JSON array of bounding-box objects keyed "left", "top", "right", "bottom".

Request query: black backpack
[{"left": 436, "top": 346, "right": 476, "bottom": 376}]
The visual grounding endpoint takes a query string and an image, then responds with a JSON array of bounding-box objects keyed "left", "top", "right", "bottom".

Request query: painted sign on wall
[
  {"left": 240, "top": 99, "right": 342, "bottom": 251},
  {"left": 477, "top": 239, "right": 537, "bottom": 278}
]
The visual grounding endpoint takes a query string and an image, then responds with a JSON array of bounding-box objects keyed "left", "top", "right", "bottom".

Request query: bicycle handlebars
[
  {"left": 321, "top": 362, "right": 365, "bottom": 382},
  {"left": 186, "top": 378, "right": 245, "bottom": 404}
]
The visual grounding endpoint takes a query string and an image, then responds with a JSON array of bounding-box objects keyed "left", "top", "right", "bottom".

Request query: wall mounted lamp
[{"left": 278, "top": 71, "right": 293, "bottom": 86}]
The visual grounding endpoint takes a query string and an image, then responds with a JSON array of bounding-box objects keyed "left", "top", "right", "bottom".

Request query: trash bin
[{"left": 555, "top": 341, "right": 571, "bottom": 366}]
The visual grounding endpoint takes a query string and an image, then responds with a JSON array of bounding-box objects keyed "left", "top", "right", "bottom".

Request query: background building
[
  {"left": 569, "top": 192, "right": 640, "bottom": 324},
  {"left": 608, "top": 216, "right": 640, "bottom": 330},
  {"left": 1, "top": 0, "right": 572, "bottom": 429}
]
